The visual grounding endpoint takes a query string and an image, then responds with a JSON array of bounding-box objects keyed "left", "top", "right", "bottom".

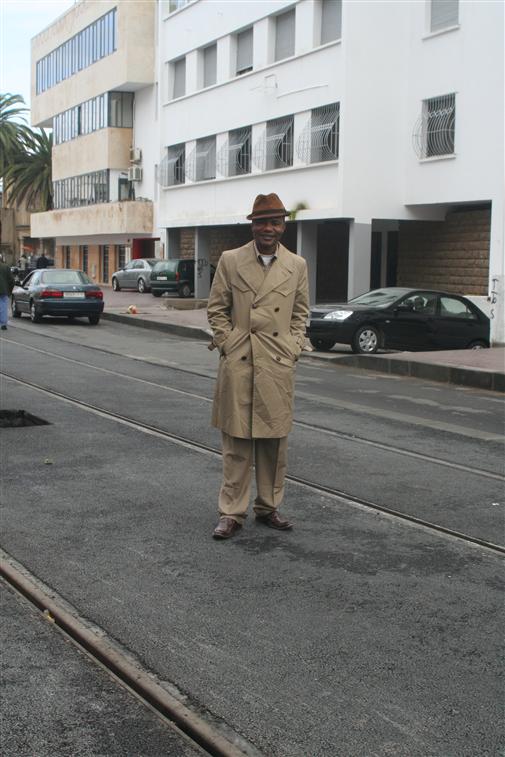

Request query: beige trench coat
[{"left": 207, "top": 241, "right": 310, "bottom": 439}]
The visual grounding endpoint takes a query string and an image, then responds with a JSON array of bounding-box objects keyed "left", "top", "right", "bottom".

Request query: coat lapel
[
  {"left": 255, "top": 244, "right": 296, "bottom": 303},
  {"left": 235, "top": 242, "right": 264, "bottom": 294}
]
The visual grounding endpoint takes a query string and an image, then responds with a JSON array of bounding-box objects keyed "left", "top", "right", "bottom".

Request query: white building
[{"left": 157, "top": 0, "right": 504, "bottom": 342}]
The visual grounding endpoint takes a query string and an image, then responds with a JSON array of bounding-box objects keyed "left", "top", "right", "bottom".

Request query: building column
[
  {"left": 489, "top": 202, "right": 504, "bottom": 345},
  {"left": 195, "top": 227, "right": 211, "bottom": 299},
  {"left": 166, "top": 229, "right": 180, "bottom": 260},
  {"left": 297, "top": 221, "right": 317, "bottom": 305},
  {"left": 347, "top": 221, "right": 372, "bottom": 299}
]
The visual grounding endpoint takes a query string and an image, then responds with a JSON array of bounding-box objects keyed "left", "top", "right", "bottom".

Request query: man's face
[{"left": 251, "top": 216, "right": 286, "bottom": 253}]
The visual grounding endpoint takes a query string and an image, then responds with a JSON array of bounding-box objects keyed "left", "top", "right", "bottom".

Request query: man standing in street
[
  {"left": 36, "top": 251, "right": 50, "bottom": 269},
  {"left": 0, "top": 257, "right": 15, "bottom": 331},
  {"left": 207, "top": 193, "right": 310, "bottom": 540}
]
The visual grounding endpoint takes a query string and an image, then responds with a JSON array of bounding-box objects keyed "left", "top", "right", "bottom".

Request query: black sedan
[
  {"left": 307, "top": 288, "right": 490, "bottom": 353},
  {"left": 11, "top": 269, "right": 104, "bottom": 325}
]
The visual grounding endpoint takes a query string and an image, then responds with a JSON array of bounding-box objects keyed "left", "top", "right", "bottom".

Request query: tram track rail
[
  {"left": 2, "top": 336, "right": 504, "bottom": 480},
  {"left": 3, "top": 371, "right": 504, "bottom": 556}
]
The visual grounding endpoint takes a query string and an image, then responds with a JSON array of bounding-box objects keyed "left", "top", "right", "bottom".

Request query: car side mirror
[{"left": 395, "top": 303, "right": 413, "bottom": 313}]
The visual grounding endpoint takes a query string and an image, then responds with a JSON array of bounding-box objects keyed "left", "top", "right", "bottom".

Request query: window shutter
[
  {"left": 173, "top": 57, "right": 186, "bottom": 98},
  {"left": 236, "top": 28, "right": 253, "bottom": 74},
  {"left": 321, "top": 0, "right": 342, "bottom": 44},
  {"left": 430, "top": 0, "right": 458, "bottom": 31},
  {"left": 203, "top": 44, "right": 217, "bottom": 88},
  {"left": 275, "top": 10, "right": 295, "bottom": 62}
]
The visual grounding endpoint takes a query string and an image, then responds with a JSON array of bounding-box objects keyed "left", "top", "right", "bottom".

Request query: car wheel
[
  {"left": 137, "top": 278, "right": 147, "bottom": 293},
  {"left": 88, "top": 314, "right": 100, "bottom": 325},
  {"left": 11, "top": 298, "right": 22, "bottom": 318},
  {"left": 112, "top": 277, "right": 120, "bottom": 291},
  {"left": 30, "top": 300, "right": 42, "bottom": 323},
  {"left": 178, "top": 283, "right": 192, "bottom": 298},
  {"left": 309, "top": 338, "right": 335, "bottom": 351},
  {"left": 467, "top": 340, "right": 489, "bottom": 349},
  {"left": 152, "top": 290, "right": 162, "bottom": 298},
  {"left": 352, "top": 325, "right": 380, "bottom": 354}
]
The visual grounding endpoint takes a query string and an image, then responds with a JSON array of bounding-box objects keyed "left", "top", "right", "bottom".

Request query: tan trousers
[{"left": 218, "top": 432, "right": 288, "bottom": 524}]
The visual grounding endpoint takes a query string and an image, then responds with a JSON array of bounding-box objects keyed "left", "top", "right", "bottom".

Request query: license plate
[
  {"left": 63, "top": 292, "right": 85, "bottom": 298},
  {"left": 157, "top": 276, "right": 167, "bottom": 280}
]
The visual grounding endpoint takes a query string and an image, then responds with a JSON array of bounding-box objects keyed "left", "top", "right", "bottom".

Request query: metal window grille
[
  {"left": 186, "top": 137, "right": 216, "bottom": 181},
  {"left": 159, "top": 144, "right": 186, "bottom": 186},
  {"left": 275, "top": 10, "right": 295, "bottom": 62},
  {"left": 118, "top": 245, "right": 127, "bottom": 269},
  {"left": 64, "top": 246, "right": 71, "bottom": 268},
  {"left": 253, "top": 116, "right": 294, "bottom": 171},
  {"left": 101, "top": 245, "right": 109, "bottom": 283},
  {"left": 217, "top": 127, "right": 251, "bottom": 177},
  {"left": 412, "top": 93, "right": 455, "bottom": 159},
  {"left": 297, "top": 103, "right": 339, "bottom": 164},
  {"left": 321, "top": 0, "right": 342, "bottom": 44},
  {"left": 203, "top": 44, "right": 217, "bottom": 88},
  {"left": 169, "top": 0, "right": 191, "bottom": 12},
  {"left": 430, "top": 0, "right": 458, "bottom": 32},
  {"left": 81, "top": 245, "right": 88, "bottom": 273},
  {"left": 236, "top": 28, "right": 253, "bottom": 75}
]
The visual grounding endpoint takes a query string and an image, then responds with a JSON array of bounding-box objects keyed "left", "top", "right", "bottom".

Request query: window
[
  {"left": 195, "top": 136, "right": 216, "bottom": 181},
  {"left": 168, "top": 0, "right": 191, "bottom": 11},
  {"left": 109, "top": 92, "right": 134, "bottom": 127},
  {"left": 203, "top": 44, "right": 217, "bottom": 88},
  {"left": 172, "top": 57, "right": 186, "bottom": 99},
  {"left": 101, "top": 245, "right": 109, "bottom": 282},
  {"left": 297, "top": 103, "right": 339, "bottom": 164},
  {"left": 401, "top": 293, "right": 437, "bottom": 315},
  {"left": 320, "top": 0, "right": 342, "bottom": 44},
  {"left": 160, "top": 144, "right": 185, "bottom": 186},
  {"left": 53, "top": 170, "right": 110, "bottom": 209},
  {"left": 64, "top": 246, "right": 71, "bottom": 268},
  {"left": 53, "top": 92, "right": 133, "bottom": 145},
  {"left": 430, "top": 0, "right": 459, "bottom": 32},
  {"left": 80, "top": 245, "right": 88, "bottom": 273},
  {"left": 117, "top": 245, "right": 127, "bottom": 269},
  {"left": 413, "top": 93, "right": 455, "bottom": 159},
  {"left": 266, "top": 116, "right": 294, "bottom": 169},
  {"left": 440, "top": 296, "right": 476, "bottom": 319},
  {"left": 236, "top": 28, "right": 253, "bottom": 75},
  {"left": 36, "top": 8, "right": 117, "bottom": 94},
  {"left": 274, "top": 9, "right": 295, "bottom": 62},
  {"left": 218, "top": 127, "right": 251, "bottom": 177}
]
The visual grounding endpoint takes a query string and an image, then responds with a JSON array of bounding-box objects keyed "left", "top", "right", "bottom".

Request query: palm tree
[
  {"left": 0, "top": 93, "right": 31, "bottom": 177},
  {"left": 3, "top": 128, "right": 53, "bottom": 211}
]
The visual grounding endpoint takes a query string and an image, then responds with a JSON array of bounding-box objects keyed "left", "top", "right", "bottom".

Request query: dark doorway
[
  {"left": 132, "top": 238, "right": 159, "bottom": 259},
  {"left": 386, "top": 231, "right": 398, "bottom": 286},
  {"left": 370, "top": 231, "right": 382, "bottom": 290},
  {"left": 316, "top": 221, "right": 349, "bottom": 302}
]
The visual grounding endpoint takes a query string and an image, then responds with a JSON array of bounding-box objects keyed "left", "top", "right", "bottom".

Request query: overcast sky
[{"left": 1, "top": 0, "right": 75, "bottom": 119}]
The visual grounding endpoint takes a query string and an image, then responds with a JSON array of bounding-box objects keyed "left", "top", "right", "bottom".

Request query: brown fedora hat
[{"left": 246, "top": 193, "right": 290, "bottom": 220}]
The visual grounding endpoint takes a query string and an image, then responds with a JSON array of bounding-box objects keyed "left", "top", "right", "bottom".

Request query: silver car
[{"left": 111, "top": 258, "right": 162, "bottom": 293}]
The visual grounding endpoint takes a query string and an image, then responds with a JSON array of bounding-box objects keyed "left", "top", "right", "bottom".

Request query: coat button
[
  {"left": 273, "top": 331, "right": 278, "bottom": 336},
  {"left": 241, "top": 356, "right": 247, "bottom": 361},
  {"left": 274, "top": 307, "right": 280, "bottom": 312},
  {"left": 251, "top": 328, "right": 256, "bottom": 334},
  {"left": 252, "top": 303, "right": 257, "bottom": 309},
  {"left": 276, "top": 356, "right": 281, "bottom": 361}
]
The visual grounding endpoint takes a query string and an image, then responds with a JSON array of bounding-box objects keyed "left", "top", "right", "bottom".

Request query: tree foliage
[{"left": 1, "top": 93, "right": 53, "bottom": 211}]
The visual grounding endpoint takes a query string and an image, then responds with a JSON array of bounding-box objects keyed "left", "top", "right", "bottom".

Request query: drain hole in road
[{"left": 0, "top": 410, "right": 50, "bottom": 428}]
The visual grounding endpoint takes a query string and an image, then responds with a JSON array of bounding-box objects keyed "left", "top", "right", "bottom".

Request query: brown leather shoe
[
  {"left": 213, "top": 517, "right": 242, "bottom": 540},
  {"left": 255, "top": 511, "right": 293, "bottom": 530}
]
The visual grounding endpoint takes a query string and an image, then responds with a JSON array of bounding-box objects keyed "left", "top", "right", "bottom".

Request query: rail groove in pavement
[
  {"left": 3, "top": 372, "right": 504, "bottom": 557},
  {"left": 3, "top": 336, "right": 504, "bottom": 477}
]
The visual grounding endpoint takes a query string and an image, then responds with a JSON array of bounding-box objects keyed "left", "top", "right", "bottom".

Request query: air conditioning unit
[
  {"left": 127, "top": 166, "right": 143, "bottom": 182},
  {"left": 129, "top": 147, "right": 142, "bottom": 163}
]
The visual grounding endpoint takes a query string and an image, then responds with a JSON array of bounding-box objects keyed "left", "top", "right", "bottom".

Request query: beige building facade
[{"left": 30, "top": 0, "right": 158, "bottom": 283}]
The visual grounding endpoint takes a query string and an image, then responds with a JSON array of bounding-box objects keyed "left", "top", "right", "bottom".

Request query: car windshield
[
  {"left": 348, "top": 288, "right": 411, "bottom": 307},
  {"left": 40, "top": 270, "right": 91, "bottom": 285},
  {"left": 152, "top": 261, "right": 177, "bottom": 272}
]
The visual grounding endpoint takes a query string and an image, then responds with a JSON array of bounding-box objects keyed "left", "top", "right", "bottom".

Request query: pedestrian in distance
[
  {"left": 36, "top": 252, "right": 50, "bottom": 269},
  {"left": 0, "top": 258, "right": 15, "bottom": 331},
  {"left": 207, "top": 193, "right": 310, "bottom": 540},
  {"left": 18, "top": 253, "right": 28, "bottom": 271}
]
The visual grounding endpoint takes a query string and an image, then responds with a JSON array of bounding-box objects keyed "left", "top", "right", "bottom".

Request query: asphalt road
[{"left": 1, "top": 319, "right": 504, "bottom": 756}]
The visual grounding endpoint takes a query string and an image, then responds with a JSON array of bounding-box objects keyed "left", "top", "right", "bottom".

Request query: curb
[
  {"left": 101, "top": 313, "right": 504, "bottom": 392},
  {"left": 102, "top": 312, "right": 210, "bottom": 341},
  {"left": 321, "top": 354, "right": 505, "bottom": 393}
]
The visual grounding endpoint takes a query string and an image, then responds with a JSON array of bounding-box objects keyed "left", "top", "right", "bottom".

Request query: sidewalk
[{"left": 101, "top": 291, "right": 505, "bottom": 392}]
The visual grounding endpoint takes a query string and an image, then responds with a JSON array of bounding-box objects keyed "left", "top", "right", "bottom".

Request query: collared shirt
[{"left": 253, "top": 241, "right": 278, "bottom": 268}]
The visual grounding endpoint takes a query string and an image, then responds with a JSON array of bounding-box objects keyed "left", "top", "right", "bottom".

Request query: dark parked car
[
  {"left": 11, "top": 269, "right": 104, "bottom": 325},
  {"left": 307, "top": 287, "right": 490, "bottom": 353},
  {"left": 111, "top": 258, "right": 162, "bottom": 293},
  {"left": 150, "top": 259, "right": 215, "bottom": 298}
]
